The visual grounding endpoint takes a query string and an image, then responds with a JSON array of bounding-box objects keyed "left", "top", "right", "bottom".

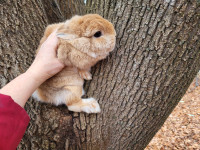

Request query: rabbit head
[{"left": 56, "top": 14, "right": 116, "bottom": 60}]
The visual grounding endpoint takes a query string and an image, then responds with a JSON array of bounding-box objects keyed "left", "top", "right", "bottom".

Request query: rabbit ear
[
  {"left": 67, "top": 37, "right": 97, "bottom": 58},
  {"left": 56, "top": 33, "right": 78, "bottom": 40}
]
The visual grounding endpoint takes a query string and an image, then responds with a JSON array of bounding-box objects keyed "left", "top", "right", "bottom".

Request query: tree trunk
[{"left": 0, "top": 0, "right": 200, "bottom": 149}]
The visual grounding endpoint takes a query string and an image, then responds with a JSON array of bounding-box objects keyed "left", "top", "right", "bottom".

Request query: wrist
[{"left": 25, "top": 68, "right": 47, "bottom": 85}]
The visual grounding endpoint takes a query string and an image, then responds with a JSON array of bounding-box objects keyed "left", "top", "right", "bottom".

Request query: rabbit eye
[{"left": 94, "top": 31, "right": 102, "bottom": 38}]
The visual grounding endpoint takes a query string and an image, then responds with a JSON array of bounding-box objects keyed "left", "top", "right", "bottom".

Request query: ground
[{"left": 145, "top": 75, "right": 200, "bottom": 150}]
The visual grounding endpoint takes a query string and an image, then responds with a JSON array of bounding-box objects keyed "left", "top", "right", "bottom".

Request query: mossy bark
[{"left": 0, "top": 0, "right": 200, "bottom": 150}]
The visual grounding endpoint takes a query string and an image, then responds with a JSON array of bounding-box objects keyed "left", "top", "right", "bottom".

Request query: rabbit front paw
[{"left": 78, "top": 70, "right": 92, "bottom": 80}]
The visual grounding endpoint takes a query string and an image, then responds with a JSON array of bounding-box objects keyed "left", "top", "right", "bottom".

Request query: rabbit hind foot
[{"left": 67, "top": 97, "right": 101, "bottom": 113}]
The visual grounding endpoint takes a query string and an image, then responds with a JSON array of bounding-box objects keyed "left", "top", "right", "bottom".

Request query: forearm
[{"left": 0, "top": 71, "right": 43, "bottom": 107}]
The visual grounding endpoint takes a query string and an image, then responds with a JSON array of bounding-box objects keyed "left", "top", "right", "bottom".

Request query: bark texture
[
  {"left": 0, "top": 0, "right": 200, "bottom": 150},
  {"left": 0, "top": 1, "right": 47, "bottom": 86},
  {"left": 41, "top": 0, "right": 85, "bottom": 23}
]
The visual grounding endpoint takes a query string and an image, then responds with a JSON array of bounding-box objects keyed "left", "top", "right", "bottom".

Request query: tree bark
[
  {"left": 41, "top": 0, "right": 85, "bottom": 23},
  {"left": 0, "top": 0, "right": 200, "bottom": 150}
]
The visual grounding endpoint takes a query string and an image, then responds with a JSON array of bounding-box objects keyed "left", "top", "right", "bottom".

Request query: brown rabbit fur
[{"left": 32, "top": 14, "right": 116, "bottom": 113}]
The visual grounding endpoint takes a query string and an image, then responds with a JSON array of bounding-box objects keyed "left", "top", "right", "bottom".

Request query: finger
[{"left": 44, "top": 31, "right": 59, "bottom": 50}]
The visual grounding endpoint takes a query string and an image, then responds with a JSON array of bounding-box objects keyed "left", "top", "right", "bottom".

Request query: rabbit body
[{"left": 32, "top": 14, "right": 116, "bottom": 113}]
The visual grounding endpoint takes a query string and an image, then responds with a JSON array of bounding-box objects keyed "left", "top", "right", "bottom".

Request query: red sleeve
[{"left": 0, "top": 94, "right": 30, "bottom": 150}]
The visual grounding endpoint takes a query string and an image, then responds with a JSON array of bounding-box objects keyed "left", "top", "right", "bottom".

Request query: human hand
[{"left": 27, "top": 31, "right": 64, "bottom": 84}]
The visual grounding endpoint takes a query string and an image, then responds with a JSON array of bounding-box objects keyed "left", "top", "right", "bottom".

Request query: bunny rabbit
[{"left": 32, "top": 14, "right": 116, "bottom": 113}]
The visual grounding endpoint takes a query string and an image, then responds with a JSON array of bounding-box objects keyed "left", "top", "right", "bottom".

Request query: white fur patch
[
  {"left": 32, "top": 90, "right": 43, "bottom": 101},
  {"left": 53, "top": 90, "right": 69, "bottom": 106},
  {"left": 82, "top": 88, "right": 85, "bottom": 96},
  {"left": 32, "top": 90, "right": 68, "bottom": 106},
  {"left": 90, "top": 52, "right": 97, "bottom": 58}
]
